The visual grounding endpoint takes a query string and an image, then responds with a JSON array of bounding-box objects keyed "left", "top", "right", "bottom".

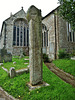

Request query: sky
[{"left": 0, "top": 0, "right": 59, "bottom": 32}]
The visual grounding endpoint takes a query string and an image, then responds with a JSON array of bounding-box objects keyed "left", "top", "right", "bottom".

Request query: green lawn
[
  {"left": 0, "top": 57, "right": 75, "bottom": 100},
  {"left": 2, "top": 56, "right": 29, "bottom": 71},
  {"left": 53, "top": 59, "right": 75, "bottom": 76}
]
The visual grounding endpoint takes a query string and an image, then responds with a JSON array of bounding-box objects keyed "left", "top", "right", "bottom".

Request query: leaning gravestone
[
  {"left": 9, "top": 67, "right": 16, "bottom": 78},
  {"left": 27, "top": 5, "right": 43, "bottom": 86}
]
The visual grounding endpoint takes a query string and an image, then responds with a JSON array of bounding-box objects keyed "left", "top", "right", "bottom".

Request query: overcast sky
[{"left": 0, "top": 0, "right": 59, "bottom": 32}]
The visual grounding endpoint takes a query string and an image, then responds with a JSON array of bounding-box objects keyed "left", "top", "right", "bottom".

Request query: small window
[
  {"left": 67, "top": 23, "right": 75, "bottom": 42},
  {"left": 42, "top": 24, "right": 48, "bottom": 47}
]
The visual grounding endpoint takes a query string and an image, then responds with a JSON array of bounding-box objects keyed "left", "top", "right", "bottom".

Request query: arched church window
[
  {"left": 67, "top": 23, "right": 75, "bottom": 42},
  {"left": 42, "top": 24, "right": 48, "bottom": 47},
  {"left": 13, "top": 19, "right": 29, "bottom": 47}
]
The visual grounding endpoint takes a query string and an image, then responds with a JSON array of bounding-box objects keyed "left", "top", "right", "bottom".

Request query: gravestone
[
  {"left": 27, "top": 5, "right": 43, "bottom": 86},
  {"left": 0, "top": 47, "right": 12, "bottom": 63},
  {"left": 19, "top": 48, "right": 24, "bottom": 58},
  {"left": 9, "top": 67, "right": 16, "bottom": 78}
]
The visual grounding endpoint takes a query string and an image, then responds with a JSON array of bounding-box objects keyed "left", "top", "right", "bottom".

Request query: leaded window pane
[
  {"left": 24, "top": 27, "right": 26, "bottom": 46},
  {"left": 17, "top": 26, "right": 19, "bottom": 46},
  {"left": 27, "top": 27, "right": 29, "bottom": 46},
  {"left": 47, "top": 32, "right": 48, "bottom": 46},
  {"left": 13, "top": 26, "right": 16, "bottom": 45},
  {"left": 44, "top": 32, "right": 46, "bottom": 46},
  {"left": 13, "top": 19, "right": 29, "bottom": 47},
  {"left": 20, "top": 26, "right": 23, "bottom": 46}
]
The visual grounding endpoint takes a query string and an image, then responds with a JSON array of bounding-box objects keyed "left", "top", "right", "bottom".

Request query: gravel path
[{"left": 45, "top": 62, "right": 75, "bottom": 87}]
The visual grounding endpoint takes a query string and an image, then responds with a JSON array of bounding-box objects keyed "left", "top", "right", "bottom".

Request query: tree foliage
[{"left": 59, "top": 0, "right": 75, "bottom": 31}]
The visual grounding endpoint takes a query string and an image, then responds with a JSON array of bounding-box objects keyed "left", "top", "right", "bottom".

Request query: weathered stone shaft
[{"left": 27, "top": 5, "right": 43, "bottom": 85}]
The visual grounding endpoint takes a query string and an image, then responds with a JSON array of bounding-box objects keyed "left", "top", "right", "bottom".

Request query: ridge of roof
[
  {"left": 0, "top": 8, "right": 26, "bottom": 35},
  {"left": 5, "top": 8, "right": 26, "bottom": 22},
  {"left": 42, "top": 6, "right": 60, "bottom": 20}
]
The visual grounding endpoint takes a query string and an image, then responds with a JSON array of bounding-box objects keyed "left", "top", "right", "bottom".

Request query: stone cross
[{"left": 27, "top": 5, "right": 43, "bottom": 86}]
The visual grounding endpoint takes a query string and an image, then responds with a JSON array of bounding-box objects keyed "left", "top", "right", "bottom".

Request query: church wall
[
  {"left": 0, "top": 24, "right": 5, "bottom": 49},
  {"left": 42, "top": 8, "right": 75, "bottom": 59},
  {"left": 58, "top": 16, "right": 75, "bottom": 54},
  {"left": 12, "top": 46, "right": 29, "bottom": 56},
  {"left": 3, "top": 9, "right": 29, "bottom": 55},
  {"left": 42, "top": 12, "right": 56, "bottom": 60},
  {"left": 1, "top": 7, "right": 75, "bottom": 59},
  {"left": 5, "top": 22, "right": 13, "bottom": 54}
]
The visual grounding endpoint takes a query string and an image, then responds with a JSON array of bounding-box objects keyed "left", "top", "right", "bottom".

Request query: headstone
[
  {"left": 13, "top": 62, "right": 16, "bottom": 64},
  {"left": 71, "top": 56, "right": 75, "bottom": 60},
  {"left": 27, "top": 5, "right": 43, "bottom": 86},
  {"left": 9, "top": 67, "right": 16, "bottom": 78},
  {"left": 0, "top": 47, "right": 12, "bottom": 63},
  {"left": 19, "top": 48, "right": 24, "bottom": 58}
]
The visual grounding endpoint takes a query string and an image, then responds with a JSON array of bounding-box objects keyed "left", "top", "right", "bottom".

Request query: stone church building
[{"left": 0, "top": 6, "right": 75, "bottom": 60}]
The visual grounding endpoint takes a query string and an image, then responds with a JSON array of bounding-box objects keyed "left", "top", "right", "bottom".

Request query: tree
[{"left": 58, "top": 0, "right": 75, "bottom": 31}]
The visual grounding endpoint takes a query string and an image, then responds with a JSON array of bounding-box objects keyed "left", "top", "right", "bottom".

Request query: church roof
[
  {"left": 42, "top": 6, "right": 60, "bottom": 20},
  {"left": 1, "top": 21, "right": 5, "bottom": 36},
  {"left": 5, "top": 7, "right": 26, "bottom": 22},
  {"left": 0, "top": 7, "right": 26, "bottom": 35}
]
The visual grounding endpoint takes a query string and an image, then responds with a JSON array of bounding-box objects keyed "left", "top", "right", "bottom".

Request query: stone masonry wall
[
  {"left": 0, "top": 24, "right": 5, "bottom": 49},
  {"left": 1, "top": 7, "right": 75, "bottom": 58},
  {"left": 12, "top": 46, "right": 29, "bottom": 56},
  {"left": 42, "top": 12, "right": 56, "bottom": 60},
  {"left": 42, "top": 8, "right": 75, "bottom": 59},
  {"left": 0, "top": 8, "right": 29, "bottom": 56},
  {"left": 5, "top": 9, "right": 28, "bottom": 55},
  {"left": 58, "top": 15, "right": 75, "bottom": 53},
  {"left": 0, "top": 47, "right": 12, "bottom": 63}
]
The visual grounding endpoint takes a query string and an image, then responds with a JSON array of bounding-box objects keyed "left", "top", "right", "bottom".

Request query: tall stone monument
[{"left": 27, "top": 5, "right": 43, "bottom": 86}]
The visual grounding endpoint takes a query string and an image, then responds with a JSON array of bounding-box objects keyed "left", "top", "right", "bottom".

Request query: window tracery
[{"left": 13, "top": 19, "right": 29, "bottom": 46}]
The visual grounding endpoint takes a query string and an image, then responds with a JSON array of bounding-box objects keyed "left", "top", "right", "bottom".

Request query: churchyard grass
[
  {"left": 2, "top": 56, "right": 29, "bottom": 71},
  {"left": 53, "top": 59, "right": 75, "bottom": 76},
  {"left": 0, "top": 57, "right": 75, "bottom": 100}
]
